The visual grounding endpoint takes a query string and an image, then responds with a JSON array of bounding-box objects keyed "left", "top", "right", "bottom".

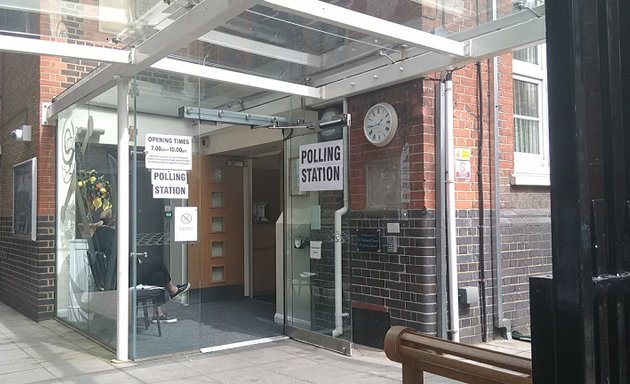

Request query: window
[
  {"left": 0, "top": 10, "right": 30, "bottom": 33},
  {"left": 511, "top": 44, "right": 550, "bottom": 186},
  {"left": 13, "top": 158, "right": 37, "bottom": 241}
]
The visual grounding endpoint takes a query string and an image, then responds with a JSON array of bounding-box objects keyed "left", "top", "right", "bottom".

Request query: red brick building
[{"left": 0, "top": 0, "right": 548, "bottom": 358}]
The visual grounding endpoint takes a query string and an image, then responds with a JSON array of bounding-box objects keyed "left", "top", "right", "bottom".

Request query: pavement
[{"left": 0, "top": 301, "right": 531, "bottom": 383}]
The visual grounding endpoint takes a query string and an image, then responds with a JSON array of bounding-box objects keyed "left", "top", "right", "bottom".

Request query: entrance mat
[{"left": 133, "top": 298, "right": 282, "bottom": 359}]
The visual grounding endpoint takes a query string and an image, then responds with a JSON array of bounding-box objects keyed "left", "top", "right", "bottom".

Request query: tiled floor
[{"left": 0, "top": 301, "right": 531, "bottom": 383}]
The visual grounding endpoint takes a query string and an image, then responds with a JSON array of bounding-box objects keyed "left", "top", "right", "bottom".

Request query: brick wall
[
  {"left": 348, "top": 80, "right": 431, "bottom": 211},
  {"left": 345, "top": 56, "right": 552, "bottom": 344},
  {"left": 350, "top": 209, "right": 438, "bottom": 334},
  {"left": 0, "top": 217, "right": 56, "bottom": 320},
  {"left": 0, "top": 52, "right": 58, "bottom": 320}
]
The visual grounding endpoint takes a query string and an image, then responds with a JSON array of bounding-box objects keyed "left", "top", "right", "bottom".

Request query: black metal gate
[{"left": 530, "top": 0, "right": 630, "bottom": 383}]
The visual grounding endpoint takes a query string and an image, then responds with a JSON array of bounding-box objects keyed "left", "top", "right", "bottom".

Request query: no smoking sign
[{"left": 174, "top": 207, "right": 197, "bottom": 242}]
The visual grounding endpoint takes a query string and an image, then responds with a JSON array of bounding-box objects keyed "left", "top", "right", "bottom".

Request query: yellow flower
[
  {"left": 92, "top": 197, "right": 102, "bottom": 209},
  {"left": 90, "top": 176, "right": 97, "bottom": 183},
  {"left": 78, "top": 181, "right": 83, "bottom": 187},
  {"left": 100, "top": 188, "right": 107, "bottom": 194},
  {"left": 103, "top": 201, "right": 112, "bottom": 211}
]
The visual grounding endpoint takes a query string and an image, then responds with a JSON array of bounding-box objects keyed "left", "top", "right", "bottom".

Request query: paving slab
[{"left": 0, "top": 301, "right": 532, "bottom": 384}]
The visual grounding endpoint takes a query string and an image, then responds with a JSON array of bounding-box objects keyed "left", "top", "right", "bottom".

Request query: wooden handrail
[{"left": 384, "top": 326, "right": 533, "bottom": 384}]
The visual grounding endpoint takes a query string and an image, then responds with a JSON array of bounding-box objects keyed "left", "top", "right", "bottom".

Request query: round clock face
[{"left": 363, "top": 102, "right": 398, "bottom": 147}]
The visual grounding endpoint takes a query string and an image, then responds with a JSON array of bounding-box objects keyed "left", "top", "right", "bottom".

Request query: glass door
[
  {"left": 284, "top": 125, "right": 352, "bottom": 355},
  {"left": 129, "top": 74, "right": 202, "bottom": 359}
]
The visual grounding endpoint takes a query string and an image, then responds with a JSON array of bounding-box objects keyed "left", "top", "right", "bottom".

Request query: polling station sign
[
  {"left": 145, "top": 133, "right": 192, "bottom": 171},
  {"left": 151, "top": 170, "right": 187, "bottom": 186},
  {"left": 298, "top": 140, "right": 343, "bottom": 192},
  {"left": 151, "top": 170, "right": 188, "bottom": 199}
]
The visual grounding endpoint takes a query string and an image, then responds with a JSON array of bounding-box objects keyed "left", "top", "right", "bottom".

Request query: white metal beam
[
  {"left": 0, "top": 35, "right": 131, "bottom": 63},
  {"left": 48, "top": 0, "right": 262, "bottom": 119},
  {"left": 151, "top": 58, "right": 322, "bottom": 99},
  {"left": 318, "top": 13, "right": 546, "bottom": 102},
  {"left": 314, "top": 5, "right": 547, "bottom": 88},
  {"left": 263, "top": 0, "right": 469, "bottom": 57},
  {"left": 200, "top": 31, "right": 321, "bottom": 68}
]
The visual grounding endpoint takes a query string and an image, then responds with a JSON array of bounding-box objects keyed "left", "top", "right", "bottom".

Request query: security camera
[{"left": 11, "top": 125, "right": 32, "bottom": 142}]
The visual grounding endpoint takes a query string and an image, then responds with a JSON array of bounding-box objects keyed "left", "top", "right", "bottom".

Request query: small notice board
[{"left": 356, "top": 229, "right": 381, "bottom": 252}]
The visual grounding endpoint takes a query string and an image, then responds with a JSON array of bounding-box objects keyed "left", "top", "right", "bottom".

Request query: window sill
[{"left": 510, "top": 172, "right": 550, "bottom": 186}]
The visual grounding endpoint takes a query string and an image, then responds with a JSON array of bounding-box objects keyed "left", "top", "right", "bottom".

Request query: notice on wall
[
  {"left": 387, "top": 222, "right": 401, "bottom": 234},
  {"left": 455, "top": 148, "right": 471, "bottom": 182},
  {"left": 145, "top": 133, "right": 192, "bottom": 171},
  {"left": 310, "top": 241, "right": 322, "bottom": 259},
  {"left": 174, "top": 206, "right": 197, "bottom": 242},
  {"left": 298, "top": 139, "right": 343, "bottom": 192},
  {"left": 151, "top": 169, "right": 188, "bottom": 199}
]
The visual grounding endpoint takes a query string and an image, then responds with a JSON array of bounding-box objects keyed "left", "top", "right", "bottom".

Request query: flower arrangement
[{"left": 77, "top": 169, "right": 112, "bottom": 217}]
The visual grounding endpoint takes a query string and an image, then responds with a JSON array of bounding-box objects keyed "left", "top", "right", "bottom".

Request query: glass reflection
[{"left": 56, "top": 90, "right": 119, "bottom": 349}]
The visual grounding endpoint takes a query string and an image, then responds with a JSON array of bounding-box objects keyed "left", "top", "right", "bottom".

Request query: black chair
[
  {"left": 135, "top": 286, "right": 165, "bottom": 336},
  {"left": 87, "top": 250, "right": 166, "bottom": 336}
]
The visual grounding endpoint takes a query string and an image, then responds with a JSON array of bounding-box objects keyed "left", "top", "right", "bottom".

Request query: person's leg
[{"left": 137, "top": 260, "right": 189, "bottom": 299}]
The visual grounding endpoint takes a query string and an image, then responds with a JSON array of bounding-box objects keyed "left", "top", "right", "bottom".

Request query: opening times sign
[
  {"left": 298, "top": 140, "right": 343, "bottom": 192},
  {"left": 145, "top": 133, "right": 192, "bottom": 171},
  {"left": 145, "top": 133, "right": 192, "bottom": 199}
]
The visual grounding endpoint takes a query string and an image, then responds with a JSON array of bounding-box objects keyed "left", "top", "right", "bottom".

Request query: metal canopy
[{"left": 0, "top": 0, "right": 546, "bottom": 119}]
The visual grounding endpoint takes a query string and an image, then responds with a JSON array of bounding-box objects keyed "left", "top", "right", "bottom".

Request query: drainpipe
[
  {"left": 115, "top": 79, "right": 130, "bottom": 362},
  {"left": 444, "top": 72, "right": 460, "bottom": 342},
  {"left": 436, "top": 81, "right": 448, "bottom": 339},
  {"left": 490, "top": 0, "right": 509, "bottom": 338},
  {"left": 332, "top": 99, "right": 350, "bottom": 337}
]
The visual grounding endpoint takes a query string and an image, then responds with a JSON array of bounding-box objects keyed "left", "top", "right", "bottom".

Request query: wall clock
[{"left": 363, "top": 102, "right": 398, "bottom": 147}]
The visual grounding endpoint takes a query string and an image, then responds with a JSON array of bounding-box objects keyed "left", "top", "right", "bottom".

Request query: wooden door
[{"left": 188, "top": 155, "right": 244, "bottom": 289}]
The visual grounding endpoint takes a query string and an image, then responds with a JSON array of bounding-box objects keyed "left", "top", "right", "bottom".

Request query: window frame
[{"left": 511, "top": 44, "right": 550, "bottom": 186}]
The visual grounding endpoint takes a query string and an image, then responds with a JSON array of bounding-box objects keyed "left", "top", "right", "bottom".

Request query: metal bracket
[
  {"left": 41, "top": 102, "right": 52, "bottom": 126},
  {"left": 463, "top": 40, "right": 472, "bottom": 57}
]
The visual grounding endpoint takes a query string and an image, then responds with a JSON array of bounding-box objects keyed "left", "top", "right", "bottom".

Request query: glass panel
[
  {"left": 285, "top": 126, "right": 352, "bottom": 347},
  {"left": 514, "top": 46, "right": 539, "bottom": 65},
  {"left": 321, "top": 0, "right": 493, "bottom": 34},
  {"left": 513, "top": 79, "right": 539, "bottom": 117},
  {"left": 211, "top": 192, "right": 224, "bottom": 208},
  {"left": 127, "top": 55, "right": 284, "bottom": 358},
  {"left": 211, "top": 217, "right": 224, "bottom": 233},
  {"left": 0, "top": 0, "right": 171, "bottom": 45},
  {"left": 212, "top": 168, "right": 223, "bottom": 183},
  {"left": 211, "top": 266, "right": 225, "bottom": 282},
  {"left": 515, "top": 118, "right": 540, "bottom": 154},
  {"left": 513, "top": 79, "right": 541, "bottom": 154},
  {"left": 129, "top": 66, "right": 203, "bottom": 359},
  {"left": 55, "top": 86, "right": 119, "bottom": 349},
  {"left": 211, "top": 241, "right": 224, "bottom": 257}
]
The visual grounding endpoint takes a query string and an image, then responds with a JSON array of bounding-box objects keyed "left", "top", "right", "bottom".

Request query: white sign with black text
[
  {"left": 145, "top": 133, "right": 192, "bottom": 171},
  {"left": 298, "top": 139, "right": 343, "bottom": 192},
  {"left": 151, "top": 170, "right": 188, "bottom": 199},
  {"left": 174, "top": 206, "right": 197, "bottom": 242}
]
